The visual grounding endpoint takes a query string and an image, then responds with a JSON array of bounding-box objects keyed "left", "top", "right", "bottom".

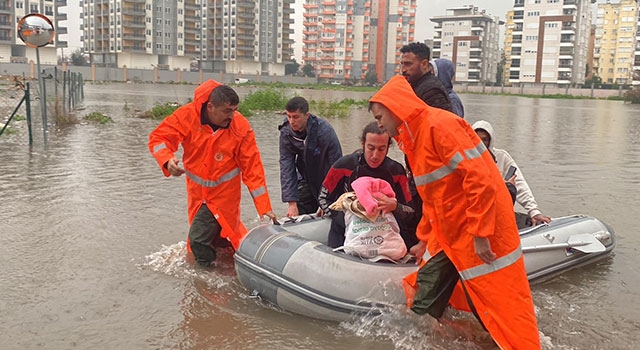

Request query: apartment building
[
  {"left": 301, "top": 0, "right": 416, "bottom": 83},
  {"left": 636, "top": 9, "right": 640, "bottom": 85},
  {"left": 430, "top": 5, "right": 502, "bottom": 84},
  {"left": 593, "top": 0, "right": 638, "bottom": 85},
  {"left": 507, "top": 0, "right": 592, "bottom": 86},
  {"left": 503, "top": 10, "right": 515, "bottom": 85},
  {"left": 82, "top": 0, "right": 293, "bottom": 74},
  {"left": 0, "top": 0, "right": 68, "bottom": 65}
]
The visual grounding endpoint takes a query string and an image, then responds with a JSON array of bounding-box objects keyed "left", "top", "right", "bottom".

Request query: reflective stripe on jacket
[
  {"left": 370, "top": 76, "right": 540, "bottom": 350},
  {"left": 148, "top": 79, "right": 272, "bottom": 249}
]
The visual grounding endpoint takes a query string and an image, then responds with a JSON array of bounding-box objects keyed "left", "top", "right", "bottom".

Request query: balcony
[
  {"left": 122, "top": 7, "right": 145, "bottom": 15},
  {"left": 238, "top": 11, "right": 254, "bottom": 19},
  {"left": 122, "top": 20, "right": 145, "bottom": 28}
]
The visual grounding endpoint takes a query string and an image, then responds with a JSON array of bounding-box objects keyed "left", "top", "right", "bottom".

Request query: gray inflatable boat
[{"left": 234, "top": 214, "right": 616, "bottom": 321}]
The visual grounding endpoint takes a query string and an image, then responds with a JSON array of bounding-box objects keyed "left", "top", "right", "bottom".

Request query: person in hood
[
  {"left": 279, "top": 97, "right": 342, "bottom": 217},
  {"left": 369, "top": 76, "right": 540, "bottom": 349},
  {"left": 430, "top": 58, "right": 465, "bottom": 118},
  {"left": 472, "top": 120, "right": 551, "bottom": 228},
  {"left": 148, "top": 80, "right": 277, "bottom": 267}
]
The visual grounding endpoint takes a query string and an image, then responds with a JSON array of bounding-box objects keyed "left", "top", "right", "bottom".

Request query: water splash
[{"left": 139, "top": 241, "right": 236, "bottom": 289}]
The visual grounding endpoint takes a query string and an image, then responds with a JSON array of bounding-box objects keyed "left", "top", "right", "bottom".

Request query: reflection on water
[{"left": 1, "top": 83, "right": 639, "bottom": 349}]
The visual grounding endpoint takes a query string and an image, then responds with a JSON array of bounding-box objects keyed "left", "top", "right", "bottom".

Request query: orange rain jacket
[
  {"left": 148, "top": 79, "right": 273, "bottom": 249},
  {"left": 370, "top": 76, "right": 539, "bottom": 349}
]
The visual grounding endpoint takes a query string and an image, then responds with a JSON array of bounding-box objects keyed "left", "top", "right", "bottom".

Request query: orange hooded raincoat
[
  {"left": 148, "top": 79, "right": 272, "bottom": 249},
  {"left": 370, "top": 76, "right": 539, "bottom": 349}
]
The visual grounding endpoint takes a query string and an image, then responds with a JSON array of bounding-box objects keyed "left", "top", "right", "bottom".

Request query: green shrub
[
  {"left": 238, "top": 88, "right": 289, "bottom": 117},
  {"left": 83, "top": 112, "right": 113, "bottom": 124},
  {"left": 309, "top": 98, "right": 369, "bottom": 118},
  {"left": 139, "top": 102, "right": 182, "bottom": 120},
  {"left": 623, "top": 88, "right": 640, "bottom": 104}
]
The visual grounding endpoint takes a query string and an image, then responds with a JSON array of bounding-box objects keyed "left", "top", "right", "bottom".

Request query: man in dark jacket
[
  {"left": 279, "top": 97, "right": 342, "bottom": 217},
  {"left": 318, "top": 122, "right": 416, "bottom": 249},
  {"left": 400, "top": 43, "right": 455, "bottom": 246},
  {"left": 400, "top": 42, "right": 453, "bottom": 113}
]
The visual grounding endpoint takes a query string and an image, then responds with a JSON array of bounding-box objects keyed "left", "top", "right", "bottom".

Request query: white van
[{"left": 234, "top": 78, "right": 249, "bottom": 84}]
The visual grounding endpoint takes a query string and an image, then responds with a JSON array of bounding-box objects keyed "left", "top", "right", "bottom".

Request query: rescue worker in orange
[
  {"left": 148, "top": 80, "right": 277, "bottom": 267},
  {"left": 369, "top": 76, "right": 540, "bottom": 349}
]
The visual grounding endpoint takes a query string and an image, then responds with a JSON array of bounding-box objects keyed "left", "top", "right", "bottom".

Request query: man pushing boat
[{"left": 369, "top": 76, "right": 540, "bottom": 349}]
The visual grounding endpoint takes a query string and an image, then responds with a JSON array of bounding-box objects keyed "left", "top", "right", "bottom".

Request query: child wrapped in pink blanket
[{"left": 351, "top": 176, "right": 396, "bottom": 218}]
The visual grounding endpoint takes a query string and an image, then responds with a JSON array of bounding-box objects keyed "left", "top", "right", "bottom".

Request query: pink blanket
[{"left": 351, "top": 176, "right": 396, "bottom": 216}]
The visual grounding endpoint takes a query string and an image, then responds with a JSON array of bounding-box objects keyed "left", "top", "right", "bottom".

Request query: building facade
[
  {"left": 430, "top": 5, "right": 502, "bottom": 84},
  {"left": 0, "top": 0, "right": 68, "bottom": 65},
  {"left": 301, "top": 0, "right": 416, "bottom": 83},
  {"left": 507, "top": 0, "right": 592, "bottom": 86},
  {"left": 82, "top": 0, "right": 294, "bottom": 74},
  {"left": 593, "top": 0, "right": 638, "bottom": 85},
  {"left": 503, "top": 10, "right": 515, "bottom": 85}
]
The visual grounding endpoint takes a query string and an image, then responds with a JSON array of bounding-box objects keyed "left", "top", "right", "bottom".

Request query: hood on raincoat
[
  {"left": 431, "top": 58, "right": 455, "bottom": 91},
  {"left": 370, "top": 76, "right": 427, "bottom": 124},
  {"left": 193, "top": 79, "right": 223, "bottom": 111},
  {"left": 471, "top": 120, "right": 494, "bottom": 149}
]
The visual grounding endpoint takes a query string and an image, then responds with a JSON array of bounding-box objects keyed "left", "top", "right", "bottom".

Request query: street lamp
[{"left": 17, "top": 13, "right": 55, "bottom": 143}]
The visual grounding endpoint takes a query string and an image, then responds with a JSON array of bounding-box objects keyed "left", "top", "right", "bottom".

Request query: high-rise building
[
  {"left": 635, "top": 8, "right": 640, "bottom": 86},
  {"left": 593, "top": 0, "right": 638, "bottom": 85},
  {"left": 0, "top": 0, "right": 68, "bottom": 65},
  {"left": 503, "top": 10, "right": 515, "bottom": 85},
  {"left": 82, "top": 0, "right": 293, "bottom": 74},
  {"left": 430, "top": 5, "right": 503, "bottom": 84},
  {"left": 301, "top": 0, "right": 416, "bottom": 83},
  {"left": 507, "top": 0, "right": 592, "bottom": 86}
]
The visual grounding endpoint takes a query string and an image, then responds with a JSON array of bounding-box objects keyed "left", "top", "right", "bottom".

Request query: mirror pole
[{"left": 36, "top": 47, "right": 47, "bottom": 143}]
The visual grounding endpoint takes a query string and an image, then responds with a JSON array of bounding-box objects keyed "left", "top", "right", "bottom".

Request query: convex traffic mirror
[{"left": 18, "top": 13, "right": 55, "bottom": 48}]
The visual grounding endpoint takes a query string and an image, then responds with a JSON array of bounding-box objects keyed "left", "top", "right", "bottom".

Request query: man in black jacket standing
[
  {"left": 399, "top": 43, "right": 454, "bottom": 251},
  {"left": 400, "top": 42, "right": 453, "bottom": 113}
]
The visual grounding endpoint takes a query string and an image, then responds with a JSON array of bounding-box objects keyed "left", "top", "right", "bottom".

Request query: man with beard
[{"left": 148, "top": 80, "right": 277, "bottom": 267}]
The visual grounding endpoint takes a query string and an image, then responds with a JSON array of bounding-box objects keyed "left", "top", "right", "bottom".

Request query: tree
[
  {"left": 364, "top": 70, "right": 378, "bottom": 86},
  {"left": 285, "top": 58, "right": 300, "bottom": 76},
  {"left": 302, "top": 63, "right": 315, "bottom": 78},
  {"left": 584, "top": 75, "right": 602, "bottom": 87},
  {"left": 496, "top": 53, "right": 505, "bottom": 85},
  {"left": 70, "top": 49, "right": 88, "bottom": 66}
]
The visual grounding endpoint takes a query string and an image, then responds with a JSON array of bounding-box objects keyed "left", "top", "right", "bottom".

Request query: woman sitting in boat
[{"left": 318, "top": 122, "right": 417, "bottom": 250}]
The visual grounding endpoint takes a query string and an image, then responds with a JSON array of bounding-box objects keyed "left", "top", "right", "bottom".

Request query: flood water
[{"left": 1, "top": 83, "right": 639, "bottom": 349}]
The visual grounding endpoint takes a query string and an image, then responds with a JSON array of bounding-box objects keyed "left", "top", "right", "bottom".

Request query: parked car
[{"left": 234, "top": 78, "right": 249, "bottom": 84}]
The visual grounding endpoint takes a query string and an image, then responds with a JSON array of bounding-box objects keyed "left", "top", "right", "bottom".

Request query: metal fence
[
  {"left": 0, "top": 70, "right": 84, "bottom": 144},
  {"left": 0, "top": 76, "right": 32, "bottom": 140}
]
